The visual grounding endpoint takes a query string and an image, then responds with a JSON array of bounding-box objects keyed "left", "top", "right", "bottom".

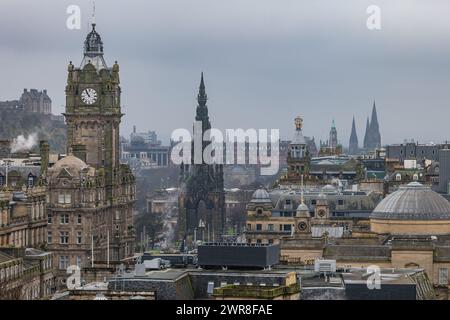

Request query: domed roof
[
  {"left": 297, "top": 202, "right": 309, "bottom": 212},
  {"left": 371, "top": 182, "right": 450, "bottom": 220},
  {"left": 251, "top": 188, "right": 271, "bottom": 203},
  {"left": 49, "top": 155, "right": 92, "bottom": 179}
]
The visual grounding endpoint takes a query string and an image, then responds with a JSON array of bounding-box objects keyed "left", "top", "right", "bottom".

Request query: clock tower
[{"left": 65, "top": 23, "right": 121, "bottom": 193}]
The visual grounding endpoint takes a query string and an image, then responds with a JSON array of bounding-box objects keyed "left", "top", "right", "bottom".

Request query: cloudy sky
[{"left": 1, "top": 0, "right": 450, "bottom": 146}]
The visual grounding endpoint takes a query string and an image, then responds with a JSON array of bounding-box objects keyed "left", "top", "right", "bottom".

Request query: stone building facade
[{"left": 45, "top": 22, "right": 136, "bottom": 288}]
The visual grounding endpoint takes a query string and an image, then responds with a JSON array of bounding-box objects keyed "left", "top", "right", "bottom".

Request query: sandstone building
[{"left": 45, "top": 22, "right": 136, "bottom": 287}]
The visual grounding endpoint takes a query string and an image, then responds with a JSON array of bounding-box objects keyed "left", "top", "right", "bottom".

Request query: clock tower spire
[{"left": 64, "top": 22, "right": 122, "bottom": 195}]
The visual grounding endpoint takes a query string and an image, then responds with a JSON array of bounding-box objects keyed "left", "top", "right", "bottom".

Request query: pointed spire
[
  {"left": 370, "top": 100, "right": 379, "bottom": 128},
  {"left": 363, "top": 116, "right": 370, "bottom": 149},
  {"left": 349, "top": 116, "right": 358, "bottom": 154},
  {"left": 195, "top": 72, "right": 211, "bottom": 134},
  {"left": 197, "top": 72, "right": 207, "bottom": 106},
  {"left": 369, "top": 100, "right": 381, "bottom": 148}
]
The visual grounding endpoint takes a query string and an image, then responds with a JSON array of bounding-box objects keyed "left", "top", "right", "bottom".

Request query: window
[
  {"left": 48, "top": 213, "right": 52, "bottom": 224},
  {"left": 283, "top": 224, "right": 292, "bottom": 232},
  {"left": 247, "top": 224, "right": 251, "bottom": 231},
  {"left": 256, "top": 239, "right": 262, "bottom": 244},
  {"left": 28, "top": 174, "right": 35, "bottom": 188},
  {"left": 439, "top": 268, "right": 448, "bottom": 286},
  {"left": 60, "top": 214, "right": 69, "bottom": 224},
  {"left": 256, "top": 224, "right": 262, "bottom": 231},
  {"left": 338, "top": 199, "right": 344, "bottom": 206},
  {"left": 47, "top": 231, "right": 52, "bottom": 244},
  {"left": 76, "top": 231, "right": 82, "bottom": 244},
  {"left": 76, "top": 256, "right": 82, "bottom": 268},
  {"left": 60, "top": 231, "right": 69, "bottom": 244},
  {"left": 0, "top": 174, "right": 4, "bottom": 186},
  {"left": 268, "top": 239, "right": 274, "bottom": 244},
  {"left": 311, "top": 199, "right": 317, "bottom": 205},
  {"left": 268, "top": 224, "right": 274, "bottom": 231},
  {"left": 59, "top": 256, "right": 69, "bottom": 270},
  {"left": 58, "top": 193, "right": 72, "bottom": 204},
  {"left": 77, "top": 214, "right": 82, "bottom": 224}
]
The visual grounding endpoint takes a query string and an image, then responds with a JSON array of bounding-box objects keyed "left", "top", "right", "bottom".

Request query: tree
[{"left": 134, "top": 211, "right": 164, "bottom": 251}]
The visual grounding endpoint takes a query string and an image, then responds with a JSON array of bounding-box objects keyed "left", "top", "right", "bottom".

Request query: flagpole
[{"left": 107, "top": 230, "right": 110, "bottom": 268}]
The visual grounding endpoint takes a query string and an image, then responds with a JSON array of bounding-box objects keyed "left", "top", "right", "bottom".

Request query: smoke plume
[{"left": 10, "top": 133, "right": 38, "bottom": 153}]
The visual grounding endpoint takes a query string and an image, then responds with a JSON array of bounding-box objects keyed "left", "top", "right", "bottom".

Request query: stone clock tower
[
  {"left": 64, "top": 23, "right": 121, "bottom": 195},
  {"left": 45, "top": 23, "right": 136, "bottom": 282}
]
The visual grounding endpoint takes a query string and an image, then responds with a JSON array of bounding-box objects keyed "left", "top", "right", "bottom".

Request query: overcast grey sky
[{"left": 1, "top": 0, "right": 450, "bottom": 146}]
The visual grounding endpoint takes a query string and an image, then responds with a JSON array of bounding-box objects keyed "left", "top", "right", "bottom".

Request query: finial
[
  {"left": 295, "top": 115, "right": 303, "bottom": 130},
  {"left": 200, "top": 72, "right": 205, "bottom": 89}
]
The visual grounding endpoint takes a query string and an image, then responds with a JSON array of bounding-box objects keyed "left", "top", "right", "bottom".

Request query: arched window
[{"left": 395, "top": 173, "right": 402, "bottom": 181}]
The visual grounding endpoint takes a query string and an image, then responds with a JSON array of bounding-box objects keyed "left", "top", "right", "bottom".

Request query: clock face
[
  {"left": 298, "top": 222, "right": 307, "bottom": 231},
  {"left": 81, "top": 88, "right": 97, "bottom": 105}
]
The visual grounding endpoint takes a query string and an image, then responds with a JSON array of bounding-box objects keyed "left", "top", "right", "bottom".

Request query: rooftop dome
[
  {"left": 297, "top": 202, "right": 309, "bottom": 212},
  {"left": 371, "top": 182, "right": 450, "bottom": 221},
  {"left": 251, "top": 188, "right": 271, "bottom": 203},
  {"left": 49, "top": 155, "right": 92, "bottom": 179}
]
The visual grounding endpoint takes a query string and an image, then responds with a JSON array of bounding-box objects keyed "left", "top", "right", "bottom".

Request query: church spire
[
  {"left": 363, "top": 116, "right": 370, "bottom": 149},
  {"left": 370, "top": 101, "right": 379, "bottom": 130},
  {"left": 369, "top": 100, "right": 381, "bottom": 148},
  {"left": 349, "top": 116, "right": 358, "bottom": 154}
]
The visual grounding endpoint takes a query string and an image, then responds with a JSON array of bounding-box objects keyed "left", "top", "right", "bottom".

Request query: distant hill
[{"left": 0, "top": 109, "right": 66, "bottom": 153}]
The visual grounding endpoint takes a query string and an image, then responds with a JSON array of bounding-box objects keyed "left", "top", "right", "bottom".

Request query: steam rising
[{"left": 10, "top": 133, "right": 38, "bottom": 153}]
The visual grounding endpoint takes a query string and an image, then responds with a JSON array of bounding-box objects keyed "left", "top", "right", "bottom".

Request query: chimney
[
  {"left": 133, "top": 125, "right": 136, "bottom": 134},
  {"left": 23, "top": 88, "right": 27, "bottom": 93},
  {"left": 39, "top": 140, "right": 49, "bottom": 176}
]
